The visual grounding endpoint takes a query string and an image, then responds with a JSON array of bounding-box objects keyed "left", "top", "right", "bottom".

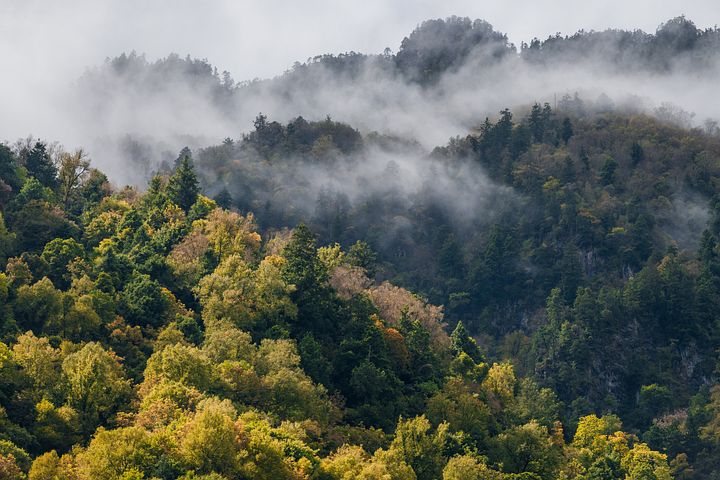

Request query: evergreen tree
[
  {"left": 631, "top": 141, "right": 645, "bottom": 166},
  {"left": 561, "top": 117, "right": 574, "bottom": 144},
  {"left": 600, "top": 157, "right": 618, "bottom": 185},
  {"left": 167, "top": 154, "right": 199, "bottom": 212},
  {"left": 24, "top": 142, "right": 58, "bottom": 190},
  {"left": 0, "top": 145, "right": 21, "bottom": 194},
  {"left": 213, "top": 188, "right": 233, "bottom": 209},
  {"left": 347, "top": 240, "right": 377, "bottom": 277},
  {"left": 451, "top": 321, "right": 483, "bottom": 362},
  {"left": 281, "top": 223, "right": 335, "bottom": 334}
]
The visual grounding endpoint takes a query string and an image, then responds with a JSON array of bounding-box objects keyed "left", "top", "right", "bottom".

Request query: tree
[
  {"left": 57, "top": 149, "right": 91, "bottom": 208},
  {"left": 202, "top": 209, "right": 260, "bottom": 262},
  {"left": 490, "top": 421, "right": 562, "bottom": 478},
  {"left": 202, "top": 322, "right": 254, "bottom": 365},
  {"left": 637, "top": 384, "right": 672, "bottom": 426},
  {"left": 28, "top": 451, "right": 62, "bottom": 480},
  {"left": 0, "top": 145, "right": 21, "bottom": 208},
  {"left": 318, "top": 445, "right": 372, "bottom": 479},
  {"left": 631, "top": 142, "right": 645, "bottom": 166},
  {"left": 450, "top": 321, "right": 483, "bottom": 362},
  {"left": 213, "top": 188, "right": 233, "bottom": 209},
  {"left": 387, "top": 416, "right": 448, "bottom": 480},
  {"left": 119, "top": 273, "right": 169, "bottom": 327},
  {"left": 61, "top": 342, "right": 131, "bottom": 434},
  {"left": 482, "top": 362, "right": 516, "bottom": 414},
  {"left": 319, "top": 444, "right": 417, "bottom": 480},
  {"left": 298, "top": 333, "right": 332, "bottom": 385},
  {"left": 75, "top": 426, "right": 167, "bottom": 480},
  {"left": 50, "top": 294, "right": 103, "bottom": 342},
  {"left": 346, "top": 240, "right": 377, "bottom": 278},
  {"left": 79, "top": 168, "right": 111, "bottom": 205},
  {"left": 600, "top": 157, "right": 619, "bottom": 185},
  {"left": 443, "top": 455, "right": 502, "bottom": 480},
  {"left": 40, "top": 238, "right": 85, "bottom": 289},
  {"left": 426, "top": 378, "right": 491, "bottom": 443},
  {"left": 281, "top": 224, "right": 335, "bottom": 334},
  {"left": 438, "top": 234, "right": 464, "bottom": 279},
  {"left": 6, "top": 179, "right": 78, "bottom": 251},
  {"left": 32, "top": 399, "right": 82, "bottom": 453},
  {"left": 572, "top": 414, "right": 622, "bottom": 448},
  {"left": 0, "top": 214, "right": 15, "bottom": 265},
  {"left": 14, "top": 278, "right": 64, "bottom": 334},
  {"left": 622, "top": 443, "right": 672, "bottom": 480},
  {"left": 167, "top": 154, "right": 200, "bottom": 212},
  {"left": 0, "top": 441, "right": 30, "bottom": 476},
  {"left": 561, "top": 117, "right": 574, "bottom": 144},
  {"left": 144, "top": 343, "right": 213, "bottom": 392},
  {"left": 262, "top": 362, "right": 335, "bottom": 423},
  {"left": 23, "top": 142, "right": 57, "bottom": 190},
  {"left": 196, "top": 254, "right": 296, "bottom": 334},
  {"left": 11, "top": 332, "right": 62, "bottom": 393},
  {"left": 175, "top": 147, "right": 193, "bottom": 168},
  {"left": 0, "top": 453, "right": 25, "bottom": 480},
  {"left": 511, "top": 378, "right": 561, "bottom": 429},
  {"left": 558, "top": 244, "right": 582, "bottom": 304},
  {"left": 180, "top": 399, "right": 241, "bottom": 476},
  {"left": 529, "top": 103, "right": 546, "bottom": 143}
]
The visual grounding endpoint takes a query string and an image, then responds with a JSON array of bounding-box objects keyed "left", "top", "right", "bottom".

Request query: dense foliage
[
  {"left": 2, "top": 13, "right": 720, "bottom": 480},
  {"left": 179, "top": 103, "right": 720, "bottom": 477},
  {"left": 0, "top": 128, "right": 703, "bottom": 478}
]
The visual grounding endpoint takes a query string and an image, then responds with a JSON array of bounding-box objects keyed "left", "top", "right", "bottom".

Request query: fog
[{"left": 1, "top": 1, "right": 719, "bottom": 189}]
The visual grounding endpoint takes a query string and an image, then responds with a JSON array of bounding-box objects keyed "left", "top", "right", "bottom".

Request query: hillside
[{"left": 1, "top": 13, "right": 720, "bottom": 480}]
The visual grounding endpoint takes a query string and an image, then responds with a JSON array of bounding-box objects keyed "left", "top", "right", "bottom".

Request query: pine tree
[
  {"left": 561, "top": 118, "right": 574, "bottom": 144},
  {"left": 25, "top": 142, "right": 58, "bottom": 189},
  {"left": 213, "top": 188, "right": 233, "bottom": 209},
  {"left": 167, "top": 154, "right": 199, "bottom": 212},
  {"left": 347, "top": 240, "right": 377, "bottom": 277},
  {"left": 451, "top": 321, "right": 483, "bottom": 362},
  {"left": 630, "top": 142, "right": 644, "bottom": 166},
  {"left": 281, "top": 223, "right": 335, "bottom": 334},
  {"left": 282, "top": 223, "right": 327, "bottom": 293}
]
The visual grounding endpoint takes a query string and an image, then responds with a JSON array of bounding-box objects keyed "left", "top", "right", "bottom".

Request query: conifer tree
[{"left": 167, "top": 154, "right": 199, "bottom": 212}]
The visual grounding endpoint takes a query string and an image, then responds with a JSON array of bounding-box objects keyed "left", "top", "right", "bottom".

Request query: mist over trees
[
  {"left": 1, "top": 12, "right": 720, "bottom": 480},
  {"left": 50, "top": 15, "right": 719, "bottom": 188}
]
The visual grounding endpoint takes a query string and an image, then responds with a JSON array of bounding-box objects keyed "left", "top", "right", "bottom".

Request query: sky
[{"left": 1, "top": 0, "right": 718, "bottom": 83}]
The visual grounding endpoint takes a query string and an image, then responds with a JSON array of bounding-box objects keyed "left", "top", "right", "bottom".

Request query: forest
[{"left": 2, "top": 13, "right": 720, "bottom": 480}]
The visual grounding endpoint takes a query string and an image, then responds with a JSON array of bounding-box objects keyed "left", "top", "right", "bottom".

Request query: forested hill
[
  {"left": 1, "top": 13, "right": 720, "bottom": 480},
  {"left": 0, "top": 130, "right": 695, "bottom": 479},
  {"left": 2, "top": 104, "right": 720, "bottom": 478},
  {"left": 75, "top": 15, "right": 719, "bottom": 184},
  {"left": 91, "top": 15, "right": 720, "bottom": 96}
]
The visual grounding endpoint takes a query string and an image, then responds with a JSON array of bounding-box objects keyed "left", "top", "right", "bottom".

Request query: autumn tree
[
  {"left": 61, "top": 342, "right": 132, "bottom": 434},
  {"left": 57, "top": 149, "right": 90, "bottom": 209}
]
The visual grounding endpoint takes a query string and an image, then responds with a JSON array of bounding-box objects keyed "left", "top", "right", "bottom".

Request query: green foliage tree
[
  {"left": 387, "top": 416, "right": 448, "bottom": 480},
  {"left": 23, "top": 143, "right": 57, "bottom": 190},
  {"left": 61, "top": 342, "right": 131, "bottom": 434},
  {"left": 14, "top": 278, "right": 64, "bottom": 334},
  {"left": 600, "top": 156, "right": 618, "bottom": 185},
  {"left": 120, "top": 273, "right": 169, "bottom": 327},
  {"left": 40, "top": 238, "right": 84, "bottom": 289},
  {"left": 561, "top": 117, "right": 574, "bottom": 144},
  {"left": 167, "top": 154, "right": 200, "bottom": 212}
]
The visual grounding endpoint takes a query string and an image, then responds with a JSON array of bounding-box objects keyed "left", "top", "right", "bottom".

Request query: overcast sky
[{"left": 1, "top": 0, "right": 718, "bottom": 82}]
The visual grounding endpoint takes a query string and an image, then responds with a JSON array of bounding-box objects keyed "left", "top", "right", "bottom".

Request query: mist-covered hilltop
[
  {"left": 37, "top": 15, "right": 719, "bottom": 186},
  {"left": 2, "top": 13, "right": 720, "bottom": 480}
]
